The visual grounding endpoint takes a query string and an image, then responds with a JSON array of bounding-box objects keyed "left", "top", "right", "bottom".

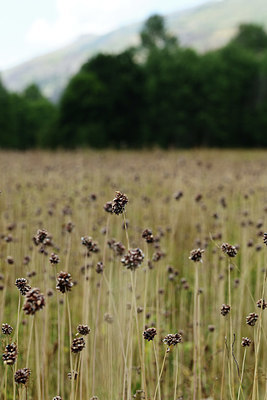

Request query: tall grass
[{"left": 0, "top": 150, "right": 266, "bottom": 399}]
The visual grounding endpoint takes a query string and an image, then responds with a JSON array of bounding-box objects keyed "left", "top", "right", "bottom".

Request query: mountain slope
[{"left": 2, "top": 0, "right": 267, "bottom": 100}]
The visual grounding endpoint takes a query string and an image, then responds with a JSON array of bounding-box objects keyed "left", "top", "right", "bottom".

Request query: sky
[{"left": 0, "top": 0, "right": 208, "bottom": 71}]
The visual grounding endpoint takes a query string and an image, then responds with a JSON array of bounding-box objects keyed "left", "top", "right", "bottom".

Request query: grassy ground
[{"left": 0, "top": 150, "right": 266, "bottom": 400}]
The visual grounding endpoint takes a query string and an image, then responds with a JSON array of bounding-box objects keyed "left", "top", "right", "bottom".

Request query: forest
[{"left": 1, "top": 16, "right": 267, "bottom": 149}]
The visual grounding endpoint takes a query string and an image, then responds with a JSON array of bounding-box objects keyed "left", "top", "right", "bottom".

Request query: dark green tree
[
  {"left": 58, "top": 50, "right": 145, "bottom": 148},
  {"left": 231, "top": 24, "right": 267, "bottom": 53},
  {"left": 140, "top": 14, "right": 178, "bottom": 51}
]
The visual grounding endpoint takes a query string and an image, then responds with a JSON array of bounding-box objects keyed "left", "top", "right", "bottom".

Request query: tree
[
  {"left": 231, "top": 24, "right": 267, "bottom": 53},
  {"left": 58, "top": 50, "right": 145, "bottom": 148},
  {"left": 140, "top": 14, "right": 178, "bottom": 51}
]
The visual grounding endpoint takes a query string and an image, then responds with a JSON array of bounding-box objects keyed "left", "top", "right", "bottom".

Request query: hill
[{"left": 2, "top": 0, "right": 267, "bottom": 100}]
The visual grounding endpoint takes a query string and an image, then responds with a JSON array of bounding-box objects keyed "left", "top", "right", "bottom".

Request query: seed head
[
  {"left": 2, "top": 343, "right": 18, "bottom": 365},
  {"left": 23, "top": 288, "right": 45, "bottom": 315},
  {"left": 241, "top": 337, "right": 252, "bottom": 347},
  {"left": 220, "top": 304, "right": 231, "bottom": 316},
  {"left": 66, "top": 222, "right": 74, "bottom": 233},
  {"left": 14, "top": 368, "right": 31, "bottom": 385},
  {"left": 2, "top": 323, "right": 13, "bottom": 335},
  {"left": 221, "top": 243, "right": 238, "bottom": 257},
  {"left": 108, "top": 240, "right": 125, "bottom": 256},
  {"left": 67, "top": 371, "right": 78, "bottom": 380},
  {"left": 256, "top": 298, "right": 267, "bottom": 310},
  {"left": 71, "top": 337, "right": 86, "bottom": 353},
  {"left": 189, "top": 248, "right": 204, "bottom": 262},
  {"left": 112, "top": 191, "right": 128, "bottom": 215},
  {"left": 143, "top": 327, "right": 157, "bottom": 341},
  {"left": 77, "top": 324, "right": 90, "bottom": 336},
  {"left": 104, "top": 313, "right": 113, "bottom": 323},
  {"left": 33, "top": 229, "right": 49, "bottom": 245},
  {"left": 174, "top": 191, "right": 183, "bottom": 201},
  {"left": 103, "top": 201, "right": 113, "bottom": 213},
  {"left": 96, "top": 262, "right": 104, "bottom": 274},
  {"left": 15, "top": 278, "right": 31, "bottom": 296},
  {"left": 208, "top": 325, "right": 215, "bottom": 332},
  {"left": 121, "top": 248, "right": 144, "bottom": 270},
  {"left": 56, "top": 272, "right": 73, "bottom": 294},
  {"left": 163, "top": 333, "right": 182, "bottom": 349},
  {"left": 50, "top": 253, "right": 60, "bottom": 264},
  {"left": 81, "top": 236, "right": 99, "bottom": 253},
  {"left": 246, "top": 313, "right": 258, "bottom": 326},
  {"left": 142, "top": 229, "right": 154, "bottom": 243}
]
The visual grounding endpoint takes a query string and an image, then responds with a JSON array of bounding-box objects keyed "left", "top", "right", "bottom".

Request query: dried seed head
[
  {"left": 77, "top": 324, "right": 90, "bottom": 336},
  {"left": 246, "top": 313, "right": 258, "bottom": 326},
  {"left": 56, "top": 272, "right": 73, "bottom": 294},
  {"left": 103, "top": 201, "right": 113, "bottom": 213},
  {"left": 221, "top": 243, "right": 238, "bottom": 257},
  {"left": 241, "top": 337, "right": 252, "bottom": 347},
  {"left": 133, "top": 390, "right": 145, "bottom": 399},
  {"left": 220, "top": 304, "right": 231, "bottom": 316},
  {"left": 143, "top": 327, "right": 157, "bottom": 341},
  {"left": 7, "top": 256, "right": 14, "bottom": 265},
  {"left": 152, "top": 250, "right": 165, "bottom": 262},
  {"left": 81, "top": 236, "right": 99, "bottom": 253},
  {"left": 33, "top": 229, "right": 49, "bottom": 245},
  {"left": 49, "top": 253, "right": 60, "bottom": 264},
  {"left": 71, "top": 337, "right": 85, "bottom": 353},
  {"left": 66, "top": 222, "right": 74, "bottom": 233},
  {"left": 15, "top": 278, "right": 31, "bottom": 296},
  {"left": 14, "top": 368, "right": 31, "bottom": 385},
  {"left": 256, "top": 298, "right": 267, "bottom": 310},
  {"left": 174, "top": 191, "right": 183, "bottom": 201},
  {"left": 67, "top": 371, "right": 78, "bottom": 380},
  {"left": 112, "top": 191, "right": 128, "bottom": 215},
  {"left": 142, "top": 229, "right": 154, "bottom": 243},
  {"left": 163, "top": 333, "right": 182, "bottom": 349},
  {"left": 189, "top": 248, "right": 204, "bottom": 262},
  {"left": 109, "top": 240, "right": 125, "bottom": 256},
  {"left": 2, "top": 343, "right": 18, "bottom": 365},
  {"left": 2, "top": 323, "right": 13, "bottom": 335},
  {"left": 96, "top": 262, "right": 104, "bottom": 274},
  {"left": 208, "top": 325, "right": 215, "bottom": 332},
  {"left": 23, "top": 288, "right": 45, "bottom": 315},
  {"left": 121, "top": 248, "right": 144, "bottom": 270},
  {"left": 104, "top": 313, "right": 113, "bottom": 324}
]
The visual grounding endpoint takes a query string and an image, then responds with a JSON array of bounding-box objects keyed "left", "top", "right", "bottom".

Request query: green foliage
[
  {"left": 140, "top": 14, "right": 178, "bottom": 50},
  {"left": 58, "top": 51, "right": 145, "bottom": 148},
  {"left": 1, "top": 18, "right": 267, "bottom": 149},
  {"left": 231, "top": 23, "right": 267, "bottom": 53}
]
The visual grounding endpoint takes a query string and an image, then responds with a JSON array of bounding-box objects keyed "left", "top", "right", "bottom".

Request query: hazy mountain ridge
[{"left": 2, "top": 0, "right": 267, "bottom": 100}]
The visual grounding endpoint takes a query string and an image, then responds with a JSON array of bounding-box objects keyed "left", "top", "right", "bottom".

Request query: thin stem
[
  {"left": 153, "top": 340, "right": 161, "bottom": 400},
  {"left": 237, "top": 348, "right": 247, "bottom": 400},
  {"left": 26, "top": 316, "right": 34, "bottom": 367},
  {"left": 173, "top": 348, "right": 179, "bottom": 400},
  {"left": 67, "top": 294, "right": 74, "bottom": 400},
  {"left": 153, "top": 349, "right": 168, "bottom": 400}
]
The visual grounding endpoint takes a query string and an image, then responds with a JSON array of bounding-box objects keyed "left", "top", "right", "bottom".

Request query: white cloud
[{"left": 25, "top": 0, "right": 207, "bottom": 48}]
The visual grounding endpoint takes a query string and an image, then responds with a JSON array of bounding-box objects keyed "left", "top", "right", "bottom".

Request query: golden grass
[{"left": 0, "top": 150, "right": 266, "bottom": 400}]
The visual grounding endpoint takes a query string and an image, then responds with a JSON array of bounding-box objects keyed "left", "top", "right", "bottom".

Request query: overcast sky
[{"left": 0, "top": 0, "right": 208, "bottom": 71}]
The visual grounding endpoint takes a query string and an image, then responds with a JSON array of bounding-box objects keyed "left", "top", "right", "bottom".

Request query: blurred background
[{"left": 1, "top": 0, "right": 267, "bottom": 149}]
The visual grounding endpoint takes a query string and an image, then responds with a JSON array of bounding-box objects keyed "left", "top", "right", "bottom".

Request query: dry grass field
[{"left": 0, "top": 150, "right": 266, "bottom": 400}]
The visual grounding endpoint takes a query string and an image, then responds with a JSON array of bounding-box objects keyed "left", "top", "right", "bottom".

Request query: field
[{"left": 0, "top": 150, "right": 266, "bottom": 400}]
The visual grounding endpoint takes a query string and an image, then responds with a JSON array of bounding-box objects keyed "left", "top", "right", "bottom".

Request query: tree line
[{"left": 1, "top": 16, "right": 267, "bottom": 149}]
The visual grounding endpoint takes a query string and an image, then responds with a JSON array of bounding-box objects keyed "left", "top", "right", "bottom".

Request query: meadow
[{"left": 0, "top": 150, "right": 266, "bottom": 400}]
